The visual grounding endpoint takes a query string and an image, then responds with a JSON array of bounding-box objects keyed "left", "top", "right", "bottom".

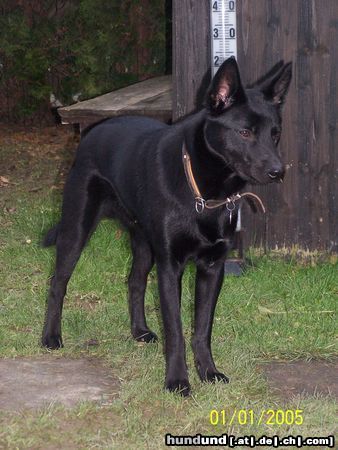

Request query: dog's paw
[
  {"left": 42, "top": 334, "right": 63, "bottom": 350},
  {"left": 134, "top": 330, "right": 158, "bottom": 343},
  {"left": 201, "top": 371, "right": 229, "bottom": 384},
  {"left": 165, "top": 378, "right": 191, "bottom": 397}
]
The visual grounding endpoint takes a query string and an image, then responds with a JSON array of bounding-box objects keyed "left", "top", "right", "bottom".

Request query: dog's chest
[{"left": 171, "top": 211, "right": 236, "bottom": 266}]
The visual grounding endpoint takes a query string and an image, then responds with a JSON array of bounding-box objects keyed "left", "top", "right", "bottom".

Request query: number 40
[{"left": 213, "top": 1, "right": 235, "bottom": 11}]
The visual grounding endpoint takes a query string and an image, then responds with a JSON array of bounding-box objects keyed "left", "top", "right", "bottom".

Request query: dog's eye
[{"left": 238, "top": 129, "right": 252, "bottom": 138}]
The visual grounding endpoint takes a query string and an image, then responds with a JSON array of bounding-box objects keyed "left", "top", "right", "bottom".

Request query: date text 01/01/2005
[{"left": 209, "top": 409, "right": 304, "bottom": 426}]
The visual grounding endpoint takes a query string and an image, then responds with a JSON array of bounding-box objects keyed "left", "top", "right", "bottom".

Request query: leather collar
[{"left": 182, "top": 142, "right": 266, "bottom": 214}]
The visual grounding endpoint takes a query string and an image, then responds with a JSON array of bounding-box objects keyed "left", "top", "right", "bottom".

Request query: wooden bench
[{"left": 58, "top": 75, "right": 172, "bottom": 131}]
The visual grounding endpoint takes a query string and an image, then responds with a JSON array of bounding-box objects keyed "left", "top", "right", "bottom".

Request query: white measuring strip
[{"left": 210, "top": 0, "right": 237, "bottom": 77}]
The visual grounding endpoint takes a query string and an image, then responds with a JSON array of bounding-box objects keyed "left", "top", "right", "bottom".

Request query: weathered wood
[
  {"left": 173, "top": 0, "right": 211, "bottom": 120},
  {"left": 237, "top": 0, "right": 338, "bottom": 251},
  {"left": 58, "top": 75, "right": 172, "bottom": 130},
  {"left": 237, "top": 0, "right": 298, "bottom": 250},
  {"left": 173, "top": 0, "right": 338, "bottom": 251}
]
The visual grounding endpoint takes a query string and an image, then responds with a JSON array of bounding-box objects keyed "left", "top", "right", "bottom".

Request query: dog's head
[{"left": 204, "top": 57, "right": 292, "bottom": 184}]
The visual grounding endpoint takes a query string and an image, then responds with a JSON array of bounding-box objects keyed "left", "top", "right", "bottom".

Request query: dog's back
[{"left": 77, "top": 116, "right": 170, "bottom": 216}]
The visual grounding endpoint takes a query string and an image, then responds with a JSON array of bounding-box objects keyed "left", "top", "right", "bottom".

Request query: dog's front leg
[
  {"left": 156, "top": 261, "right": 190, "bottom": 396},
  {"left": 192, "top": 262, "right": 229, "bottom": 384}
]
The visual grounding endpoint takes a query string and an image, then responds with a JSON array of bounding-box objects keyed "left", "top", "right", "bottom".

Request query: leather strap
[{"left": 182, "top": 142, "right": 266, "bottom": 214}]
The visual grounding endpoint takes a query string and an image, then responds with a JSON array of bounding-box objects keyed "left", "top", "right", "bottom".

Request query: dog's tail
[{"left": 42, "top": 224, "right": 59, "bottom": 247}]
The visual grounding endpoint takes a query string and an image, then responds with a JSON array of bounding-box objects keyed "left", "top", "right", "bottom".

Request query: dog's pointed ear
[
  {"left": 258, "top": 62, "right": 292, "bottom": 106},
  {"left": 247, "top": 60, "right": 284, "bottom": 88},
  {"left": 207, "top": 57, "right": 246, "bottom": 114}
]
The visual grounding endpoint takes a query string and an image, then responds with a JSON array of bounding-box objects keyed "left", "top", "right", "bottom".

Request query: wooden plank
[
  {"left": 327, "top": 2, "right": 338, "bottom": 253},
  {"left": 297, "top": 0, "right": 318, "bottom": 249},
  {"left": 278, "top": 0, "right": 301, "bottom": 249},
  {"left": 172, "top": 0, "right": 211, "bottom": 119},
  {"left": 58, "top": 75, "right": 172, "bottom": 124},
  {"left": 296, "top": 0, "right": 337, "bottom": 250}
]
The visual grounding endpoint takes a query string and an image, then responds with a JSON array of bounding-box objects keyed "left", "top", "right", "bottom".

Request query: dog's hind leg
[
  {"left": 128, "top": 233, "right": 157, "bottom": 343},
  {"left": 192, "top": 262, "right": 229, "bottom": 384},
  {"left": 42, "top": 173, "right": 103, "bottom": 349}
]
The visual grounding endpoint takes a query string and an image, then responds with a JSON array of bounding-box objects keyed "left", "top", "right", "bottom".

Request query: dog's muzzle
[{"left": 267, "top": 167, "right": 285, "bottom": 182}]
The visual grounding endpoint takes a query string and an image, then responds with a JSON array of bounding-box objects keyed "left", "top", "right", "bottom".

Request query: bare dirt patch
[
  {"left": 0, "top": 356, "right": 120, "bottom": 412},
  {"left": 262, "top": 359, "right": 338, "bottom": 400},
  {"left": 0, "top": 124, "right": 78, "bottom": 198}
]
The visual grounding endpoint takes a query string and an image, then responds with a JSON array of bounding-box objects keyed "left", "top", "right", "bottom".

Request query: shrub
[{"left": 0, "top": 0, "right": 166, "bottom": 123}]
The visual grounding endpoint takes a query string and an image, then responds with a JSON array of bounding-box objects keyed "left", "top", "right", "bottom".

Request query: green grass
[{"left": 0, "top": 134, "right": 337, "bottom": 449}]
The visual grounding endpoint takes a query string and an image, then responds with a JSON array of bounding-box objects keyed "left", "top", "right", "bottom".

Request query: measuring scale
[{"left": 210, "top": 0, "right": 237, "bottom": 77}]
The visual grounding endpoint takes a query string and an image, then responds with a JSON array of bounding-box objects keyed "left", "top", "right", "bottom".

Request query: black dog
[{"left": 42, "top": 57, "right": 292, "bottom": 396}]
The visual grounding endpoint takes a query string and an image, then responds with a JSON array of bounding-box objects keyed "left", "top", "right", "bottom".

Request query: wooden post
[{"left": 172, "top": 0, "right": 211, "bottom": 120}]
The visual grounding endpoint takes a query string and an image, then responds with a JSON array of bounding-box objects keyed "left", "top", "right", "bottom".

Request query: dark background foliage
[{"left": 0, "top": 0, "right": 167, "bottom": 123}]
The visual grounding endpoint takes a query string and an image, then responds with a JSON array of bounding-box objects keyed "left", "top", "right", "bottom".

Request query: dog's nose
[{"left": 268, "top": 168, "right": 285, "bottom": 181}]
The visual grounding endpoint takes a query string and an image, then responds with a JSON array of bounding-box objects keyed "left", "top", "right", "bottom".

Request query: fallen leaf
[
  {"left": 4, "top": 207, "right": 16, "bottom": 214},
  {"left": 0, "top": 176, "right": 10, "bottom": 186},
  {"left": 115, "top": 229, "right": 123, "bottom": 240},
  {"left": 258, "top": 305, "right": 275, "bottom": 315}
]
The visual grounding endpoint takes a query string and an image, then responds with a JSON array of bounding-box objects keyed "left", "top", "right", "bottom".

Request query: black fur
[
  {"left": 43, "top": 224, "right": 59, "bottom": 247},
  {"left": 42, "top": 57, "right": 292, "bottom": 396}
]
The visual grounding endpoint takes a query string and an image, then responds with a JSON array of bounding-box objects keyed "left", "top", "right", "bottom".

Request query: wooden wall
[{"left": 173, "top": 0, "right": 337, "bottom": 251}]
